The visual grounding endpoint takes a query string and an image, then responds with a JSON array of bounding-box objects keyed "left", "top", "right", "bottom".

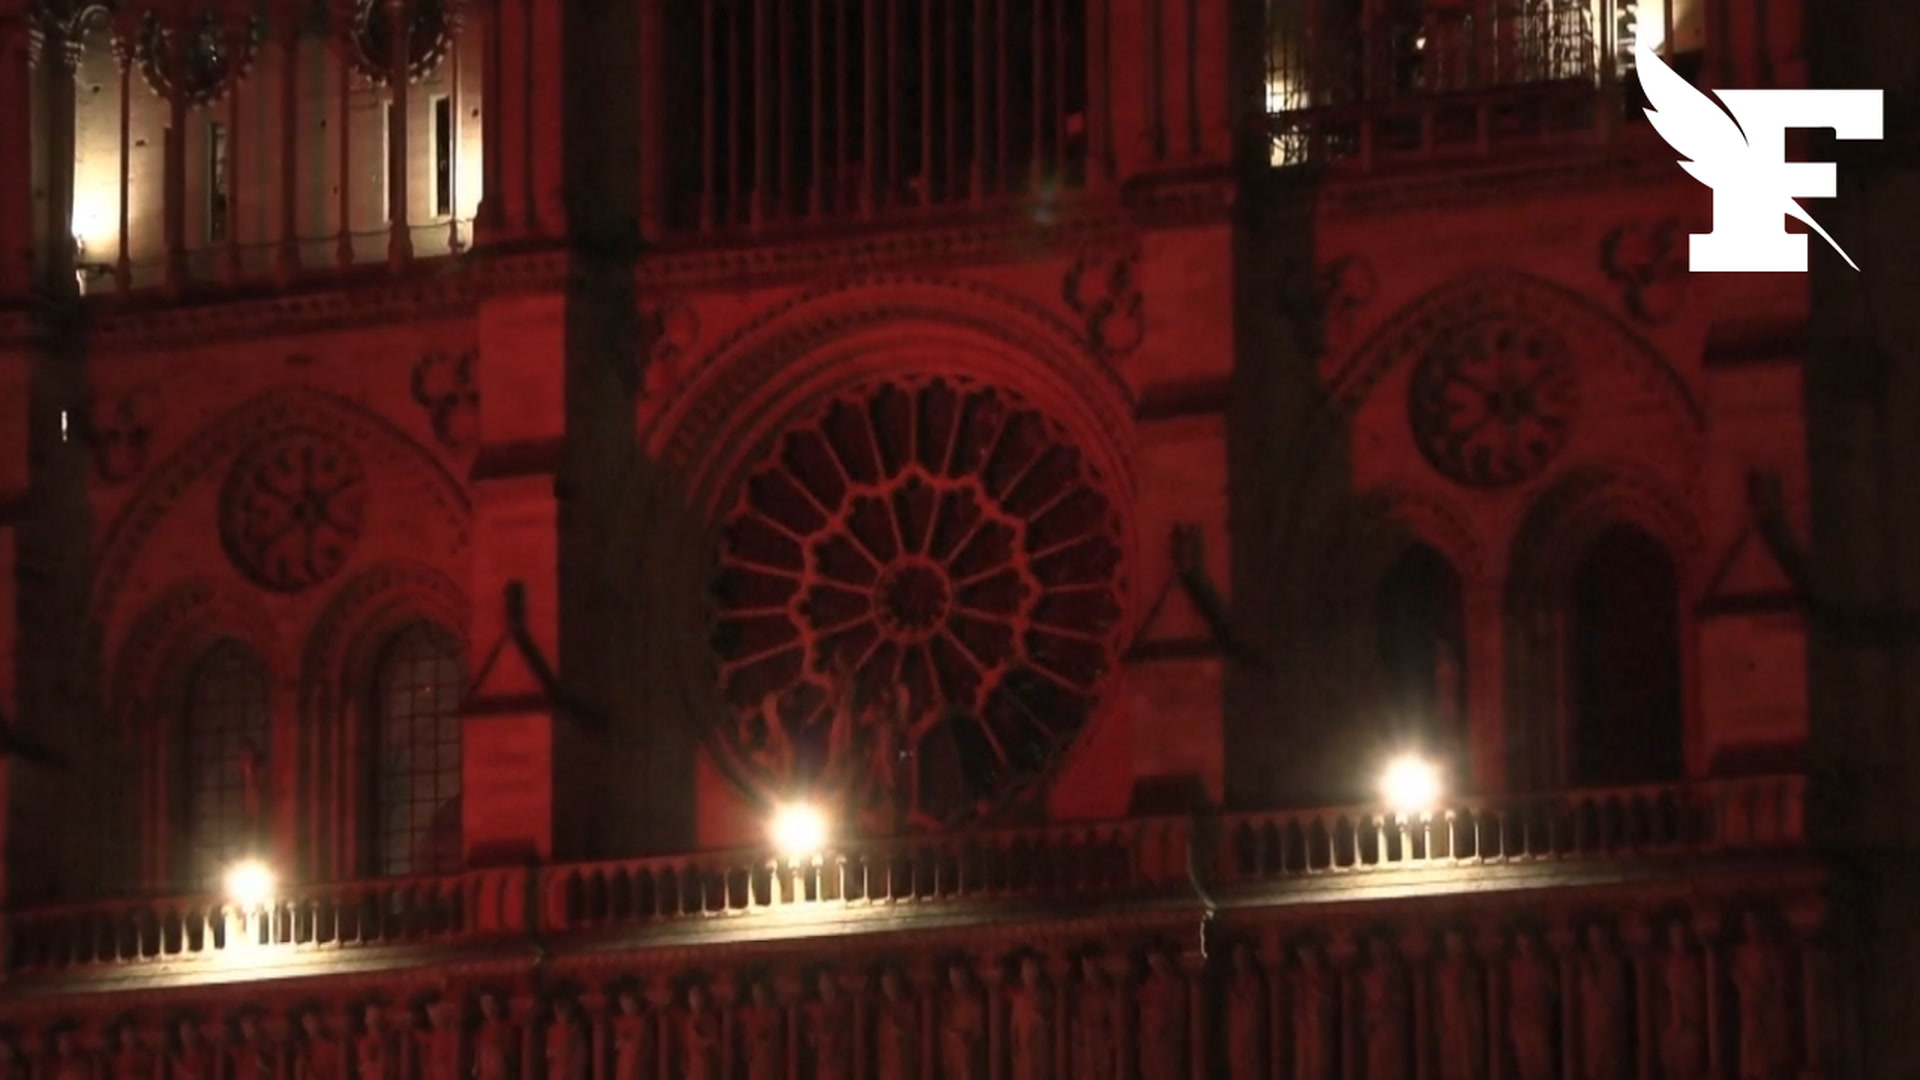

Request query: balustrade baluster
[
  {"left": 750, "top": 0, "right": 769, "bottom": 228},
  {"left": 969, "top": 0, "right": 986, "bottom": 202},
  {"left": 386, "top": 0, "right": 412, "bottom": 268},
  {"left": 333, "top": 21, "right": 351, "bottom": 268},
  {"left": 274, "top": 14, "right": 299, "bottom": 281},
  {"left": 1028, "top": 0, "right": 1043, "bottom": 190},
  {"left": 113, "top": 42, "right": 130, "bottom": 291},
  {"left": 809, "top": 0, "right": 823, "bottom": 216}
]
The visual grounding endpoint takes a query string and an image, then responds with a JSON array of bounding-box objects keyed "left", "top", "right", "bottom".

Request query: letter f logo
[{"left": 1637, "top": 46, "right": 1883, "bottom": 272}]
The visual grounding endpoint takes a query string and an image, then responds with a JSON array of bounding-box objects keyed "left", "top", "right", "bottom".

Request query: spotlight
[
  {"left": 1379, "top": 755, "right": 1443, "bottom": 815},
  {"left": 768, "top": 802, "right": 829, "bottom": 858},
  {"left": 222, "top": 859, "right": 276, "bottom": 911}
]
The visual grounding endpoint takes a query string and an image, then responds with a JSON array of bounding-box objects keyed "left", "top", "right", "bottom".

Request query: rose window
[
  {"left": 712, "top": 376, "right": 1128, "bottom": 830},
  {"left": 219, "top": 431, "right": 368, "bottom": 594},
  {"left": 1407, "top": 317, "right": 1579, "bottom": 489},
  {"left": 135, "top": 13, "right": 262, "bottom": 107},
  {"left": 350, "top": 0, "right": 456, "bottom": 84}
]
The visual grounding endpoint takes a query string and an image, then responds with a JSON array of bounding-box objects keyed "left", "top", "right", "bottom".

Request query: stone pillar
[{"left": 0, "top": 1, "right": 34, "bottom": 296}]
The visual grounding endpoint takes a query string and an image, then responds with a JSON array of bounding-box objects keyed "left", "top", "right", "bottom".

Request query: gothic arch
[
  {"left": 643, "top": 276, "right": 1142, "bottom": 829},
  {"left": 108, "top": 578, "right": 284, "bottom": 889},
  {"left": 1503, "top": 463, "right": 1704, "bottom": 790},
  {"left": 1329, "top": 267, "right": 1704, "bottom": 426},
  {"left": 1506, "top": 461, "right": 1706, "bottom": 600},
  {"left": 298, "top": 561, "right": 469, "bottom": 879},
  {"left": 1353, "top": 484, "right": 1488, "bottom": 585},
  {"left": 647, "top": 274, "right": 1138, "bottom": 517},
  {"left": 109, "top": 578, "right": 283, "bottom": 736},
  {"left": 93, "top": 385, "right": 472, "bottom": 625}
]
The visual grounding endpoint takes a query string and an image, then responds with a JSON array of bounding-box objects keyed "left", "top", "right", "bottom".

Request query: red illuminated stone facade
[{"left": 0, "top": 0, "right": 1868, "bottom": 1077}]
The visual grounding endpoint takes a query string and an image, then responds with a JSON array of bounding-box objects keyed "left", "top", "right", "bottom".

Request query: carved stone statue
[
  {"left": 111, "top": 1027, "right": 150, "bottom": 1080},
  {"left": 473, "top": 995, "right": 517, "bottom": 1080},
  {"left": 806, "top": 974, "right": 853, "bottom": 1080},
  {"left": 296, "top": 1013, "right": 339, "bottom": 1080},
  {"left": 680, "top": 987, "right": 722, "bottom": 1080},
  {"left": 47, "top": 1029, "right": 89, "bottom": 1080},
  {"left": 940, "top": 965, "right": 986, "bottom": 1080},
  {"left": 1072, "top": 959, "right": 1119, "bottom": 1080},
  {"left": 546, "top": 1001, "right": 588, "bottom": 1080},
  {"left": 357, "top": 1007, "right": 393, "bottom": 1080},
  {"left": 1577, "top": 926, "right": 1630, "bottom": 1080},
  {"left": 740, "top": 984, "right": 783, "bottom": 1080},
  {"left": 613, "top": 992, "right": 652, "bottom": 1080},
  {"left": 1225, "top": 945, "right": 1265, "bottom": 1080},
  {"left": 875, "top": 971, "right": 919, "bottom": 1080},
  {"left": 1358, "top": 940, "right": 1407, "bottom": 1080},
  {"left": 1433, "top": 931, "right": 1485, "bottom": 1080},
  {"left": 172, "top": 1021, "right": 212, "bottom": 1080},
  {"left": 1732, "top": 914, "right": 1793, "bottom": 1079},
  {"left": 420, "top": 1003, "right": 463, "bottom": 1080},
  {"left": 1292, "top": 946, "right": 1337, "bottom": 1080},
  {"left": 230, "top": 1016, "right": 273, "bottom": 1080},
  {"left": 1508, "top": 935, "right": 1557, "bottom": 1080},
  {"left": 1137, "top": 952, "right": 1187, "bottom": 1080},
  {"left": 1660, "top": 924, "right": 1707, "bottom": 1080},
  {"left": 1007, "top": 959, "right": 1051, "bottom": 1080}
]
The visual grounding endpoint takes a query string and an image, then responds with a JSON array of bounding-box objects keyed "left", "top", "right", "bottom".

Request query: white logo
[{"left": 1638, "top": 45, "right": 1883, "bottom": 272}]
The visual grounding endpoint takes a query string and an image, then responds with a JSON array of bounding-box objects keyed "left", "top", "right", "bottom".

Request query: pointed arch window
[
  {"left": 180, "top": 639, "right": 270, "bottom": 889},
  {"left": 370, "top": 623, "right": 464, "bottom": 876},
  {"left": 1375, "top": 542, "right": 1467, "bottom": 754},
  {"left": 1568, "top": 524, "right": 1683, "bottom": 786}
]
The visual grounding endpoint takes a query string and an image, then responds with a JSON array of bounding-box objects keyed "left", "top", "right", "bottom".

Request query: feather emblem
[{"left": 1637, "top": 45, "right": 1859, "bottom": 271}]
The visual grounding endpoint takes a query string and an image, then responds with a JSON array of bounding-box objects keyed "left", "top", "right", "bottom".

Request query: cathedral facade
[{"left": 0, "top": 0, "right": 1841, "bottom": 1079}]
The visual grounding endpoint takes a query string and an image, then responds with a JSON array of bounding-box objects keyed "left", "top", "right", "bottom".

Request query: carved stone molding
[
  {"left": 637, "top": 297, "right": 699, "bottom": 402},
  {"left": 61, "top": 189, "right": 1231, "bottom": 354},
  {"left": 1599, "top": 215, "right": 1693, "bottom": 327},
  {"left": 651, "top": 274, "right": 1136, "bottom": 518},
  {"left": 90, "top": 384, "right": 164, "bottom": 485},
  {"left": 107, "top": 576, "right": 282, "bottom": 731},
  {"left": 410, "top": 349, "right": 479, "bottom": 453},
  {"left": 93, "top": 386, "right": 472, "bottom": 621},
  {"left": 1061, "top": 245, "right": 1144, "bottom": 360},
  {"left": 1285, "top": 254, "right": 1380, "bottom": 361}
]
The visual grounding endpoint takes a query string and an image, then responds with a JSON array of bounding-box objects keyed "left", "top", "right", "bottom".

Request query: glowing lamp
[
  {"left": 222, "top": 859, "right": 276, "bottom": 911},
  {"left": 1379, "top": 755, "right": 1443, "bottom": 815},
  {"left": 768, "top": 803, "right": 829, "bottom": 858}
]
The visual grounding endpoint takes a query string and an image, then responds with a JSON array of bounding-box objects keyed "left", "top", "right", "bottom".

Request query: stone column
[
  {"left": 1803, "top": 7, "right": 1920, "bottom": 1080},
  {"left": 1472, "top": 928, "right": 1503, "bottom": 1080},
  {"left": 1181, "top": 951, "right": 1208, "bottom": 1080},
  {"left": 981, "top": 959, "right": 1004, "bottom": 1080},
  {"left": 1695, "top": 907, "right": 1725, "bottom": 1080},
  {"left": 0, "top": 1, "right": 35, "bottom": 296},
  {"left": 1787, "top": 898, "right": 1827, "bottom": 1078},
  {"left": 1399, "top": 929, "right": 1431, "bottom": 1080},
  {"left": 1330, "top": 932, "right": 1359, "bottom": 1080}
]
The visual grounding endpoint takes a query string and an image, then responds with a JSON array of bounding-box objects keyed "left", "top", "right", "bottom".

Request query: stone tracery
[
  {"left": 711, "top": 374, "right": 1128, "bottom": 830},
  {"left": 218, "top": 429, "right": 368, "bottom": 594}
]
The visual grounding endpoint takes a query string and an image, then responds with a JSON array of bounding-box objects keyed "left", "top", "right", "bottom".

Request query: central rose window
[{"left": 711, "top": 375, "right": 1128, "bottom": 831}]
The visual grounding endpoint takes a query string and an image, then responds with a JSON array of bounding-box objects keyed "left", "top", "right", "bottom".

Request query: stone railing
[{"left": 0, "top": 776, "right": 1808, "bottom": 982}]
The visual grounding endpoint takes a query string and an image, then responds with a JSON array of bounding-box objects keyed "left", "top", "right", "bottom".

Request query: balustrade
[
  {"left": 653, "top": 0, "right": 1095, "bottom": 235},
  {"left": 1264, "top": 0, "right": 1668, "bottom": 167},
  {"left": 8, "top": 0, "right": 481, "bottom": 299},
  {"left": 0, "top": 775, "right": 1808, "bottom": 982},
  {"left": 1, "top": 0, "right": 1108, "bottom": 300}
]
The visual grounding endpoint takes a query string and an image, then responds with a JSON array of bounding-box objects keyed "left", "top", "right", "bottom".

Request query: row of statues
[{"left": 4, "top": 911, "right": 1809, "bottom": 1080}]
